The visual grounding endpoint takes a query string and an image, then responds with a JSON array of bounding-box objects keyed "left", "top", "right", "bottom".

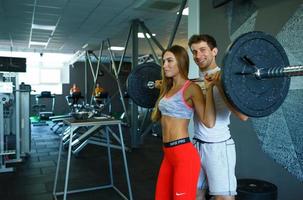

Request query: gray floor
[{"left": 0, "top": 122, "right": 163, "bottom": 200}]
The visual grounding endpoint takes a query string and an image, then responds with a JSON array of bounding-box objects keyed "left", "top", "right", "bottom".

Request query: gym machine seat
[{"left": 35, "top": 91, "right": 55, "bottom": 120}]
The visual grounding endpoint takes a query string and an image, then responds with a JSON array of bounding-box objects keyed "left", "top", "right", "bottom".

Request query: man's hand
[{"left": 204, "top": 71, "right": 220, "bottom": 89}]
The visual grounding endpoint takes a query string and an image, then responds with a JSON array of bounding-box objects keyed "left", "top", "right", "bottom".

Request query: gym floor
[{"left": 0, "top": 122, "right": 162, "bottom": 200}]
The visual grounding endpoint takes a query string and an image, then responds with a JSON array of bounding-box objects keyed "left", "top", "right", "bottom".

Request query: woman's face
[{"left": 162, "top": 51, "right": 179, "bottom": 78}]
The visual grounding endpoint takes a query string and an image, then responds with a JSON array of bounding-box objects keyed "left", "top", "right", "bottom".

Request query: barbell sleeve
[{"left": 147, "top": 81, "right": 155, "bottom": 89}]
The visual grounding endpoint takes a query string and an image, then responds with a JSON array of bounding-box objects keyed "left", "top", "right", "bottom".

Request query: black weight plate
[
  {"left": 127, "top": 62, "right": 161, "bottom": 108},
  {"left": 237, "top": 179, "right": 277, "bottom": 200},
  {"left": 222, "top": 31, "right": 290, "bottom": 117}
]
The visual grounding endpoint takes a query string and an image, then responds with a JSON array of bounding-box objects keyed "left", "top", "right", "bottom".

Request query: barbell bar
[
  {"left": 236, "top": 65, "right": 303, "bottom": 79},
  {"left": 127, "top": 31, "right": 302, "bottom": 117}
]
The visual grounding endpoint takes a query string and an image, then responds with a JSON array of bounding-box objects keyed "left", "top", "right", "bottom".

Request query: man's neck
[{"left": 200, "top": 63, "right": 218, "bottom": 73}]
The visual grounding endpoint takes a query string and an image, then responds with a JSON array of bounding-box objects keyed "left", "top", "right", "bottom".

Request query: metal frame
[
  {"left": 0, "top": 73, "right": 25, "bottom": 173},
  {"left": 53, "top": 118, "right": 133, "bottom": 200},
  {"left": 85, "top": 45, "right": 129, "bottom": 123},
  {"left": 0, "top": 93, "right": 15, "bottom": 172}
]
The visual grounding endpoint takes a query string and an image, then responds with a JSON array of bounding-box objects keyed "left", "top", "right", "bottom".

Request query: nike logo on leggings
[{"left": 176, "top": 192, "right": 186, "bottom": 196}]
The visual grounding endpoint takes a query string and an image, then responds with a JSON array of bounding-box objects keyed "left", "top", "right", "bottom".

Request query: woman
[{"left": 151, "top": 45, "right": 216, "bottom": 200}]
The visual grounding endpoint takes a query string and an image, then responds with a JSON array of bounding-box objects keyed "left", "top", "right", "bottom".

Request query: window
[{"left": 0, "top": 51, "right": 73, "bottom": 95}]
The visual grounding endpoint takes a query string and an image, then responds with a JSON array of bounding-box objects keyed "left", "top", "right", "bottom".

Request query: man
[{"left": 188, "top": 34, "right": 248, "bottom": 200}]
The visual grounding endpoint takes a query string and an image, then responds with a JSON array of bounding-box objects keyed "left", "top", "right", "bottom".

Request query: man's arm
[
  {"left": 216, "top": 84, "right": 248, "bottom": 121},
  {"left": 209, "top": 72, "right": 248, "bottom": 121}
]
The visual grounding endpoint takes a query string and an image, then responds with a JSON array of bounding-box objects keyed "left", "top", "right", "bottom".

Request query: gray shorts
[{"left": 193, "top": 137, "right": 237, "bottom": 196}]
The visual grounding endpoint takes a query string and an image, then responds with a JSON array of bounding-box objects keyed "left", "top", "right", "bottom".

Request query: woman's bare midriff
[{"left": 161, "top": 115, "right": 190, "bottom": 143}]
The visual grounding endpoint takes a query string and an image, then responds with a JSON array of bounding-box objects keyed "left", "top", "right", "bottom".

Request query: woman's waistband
[{"left": 163, "top": 137, "right": 190, "bottom": 147}]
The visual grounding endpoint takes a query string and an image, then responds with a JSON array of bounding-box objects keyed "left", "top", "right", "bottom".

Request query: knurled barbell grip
[{"left": 255, "top": 65, "right": 303, "bottom": 79}]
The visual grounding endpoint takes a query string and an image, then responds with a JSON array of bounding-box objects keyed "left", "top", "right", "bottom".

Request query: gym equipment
[
  {"left": 0, "top": 56, "right": 26, "bottom": 72},
  {"left": 53, "top": 118, "right": 133, "bottom": 200},
  {"left": 0, "top": 87, "right": 15, "bottom": 172},
  {"left": 70, "top": 105, "right": 94, "bottom": 120},
  {"left": 126, "top": 31, "right": 303, "bottom": 117},
  {"left": 19, "top": 83, "right": 32, "bottom": 156},
  {"left": 221, "top": 31, "right": 302, "bottom": 117},
  {"left": 70, "top": 111, "right": 90, "bottom": 120},
  {"left": 35, "top": 91, "right": 55, "bottom": 120},
  {"left": 127, "top": 62, "right": 161, "bottom": 108},
  {"left": 84, "top": 48, "right": 124, "bottom": 119},
  {"left": 0, "top": 73, "right": 29, "bottom": 173},
  {"left": 237, "top": 179, "right": 277, "bottom": 200}
]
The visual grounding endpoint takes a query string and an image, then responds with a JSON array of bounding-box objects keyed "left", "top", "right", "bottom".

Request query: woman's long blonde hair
[{"left": 151, "top": 45, "right": 189, "bottom": 122}]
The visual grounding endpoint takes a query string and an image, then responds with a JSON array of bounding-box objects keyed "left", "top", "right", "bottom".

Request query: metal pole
[
  {"left": 91, "top": 52, "right": 116, "bottom": 80},
  {"left": 141, "top": 25, "right": 160, "bottom": 65},
  {"left": 89, "top": 42, "right": 104, "bottom": 105},
  {"left": 0, "top": 102, "right": 4, "bottom": 168},
  {"left": 167, "top": 0, "right": 187, "bottom": 48},
  {"left": 106, "top": 39, "right": 130, "bottom": 125},
  {"left": 84, "top": 52, "right": 88, "bottom": 104},
  {"left": 118, "top": 25, "right": 132, "bottom": 75},
  {"left": 118, "top": 123, "right": 133, "bottom": 200},
  {"left": 15, "top": 74, "right": 21, "bottom": 162},
  {"left": 131, "top": 20, "right": 140, "bottom": 148},
  {"left": 140, "top": 21, "right": 165, "bottom": 52}
]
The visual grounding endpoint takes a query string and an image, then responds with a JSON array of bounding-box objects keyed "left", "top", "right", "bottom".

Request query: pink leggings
[{"left": 155, "top": 141, "right": 200, "bottom": 200}]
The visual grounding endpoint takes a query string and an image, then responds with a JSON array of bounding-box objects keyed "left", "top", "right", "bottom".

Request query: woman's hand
[{"left": 155, "top": 80, "right": 162, "bottom": 89}]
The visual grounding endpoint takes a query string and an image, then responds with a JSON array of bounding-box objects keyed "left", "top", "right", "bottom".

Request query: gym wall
[{"left": 196, "top": 0, "right": 303, "bottom": 199}]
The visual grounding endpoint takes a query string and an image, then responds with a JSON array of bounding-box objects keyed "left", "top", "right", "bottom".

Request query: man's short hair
[{"left": 188, "top": 34, "right": 217, "bottom": 50}]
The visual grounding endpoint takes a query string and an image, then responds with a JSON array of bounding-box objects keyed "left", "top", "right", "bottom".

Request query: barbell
[
  {"left": 127, "top": 31, "right": 303, "bottom": 117},
  {"left": 127, "top": 62, "right": 162, "bottom": 109}
]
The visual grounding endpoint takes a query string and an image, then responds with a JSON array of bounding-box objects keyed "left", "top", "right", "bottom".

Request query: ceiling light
[
  {"left": 109, "top": 46, "right": 125, "bottom": 51},
  {"left": 32, "top": 24, "right": 56, "bottom": 31},
  {"left": 29, "top": 41, "right": 48, "bottom": 46},
  {"left": 138, "top": 32, "right": 156, "bottom": 39},
  {"left": 177, "top": 7, "right": 189, "bottom": 16},
  {"left": 68, "top": 51, "right": 86, "bottom": 65},
  {"left": 82, "top": 43, "right": 88, "bottom": 49}
]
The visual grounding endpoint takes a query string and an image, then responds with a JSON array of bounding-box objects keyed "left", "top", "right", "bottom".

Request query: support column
[
  {"left": 188, "top": 0, "right": 201, "bottom": 79},
  {"left": 188, "top": 0, "right": 201, "bottom": 139},
  {"left": 130, "top": 19, "right": 140, "bottom": 148}
]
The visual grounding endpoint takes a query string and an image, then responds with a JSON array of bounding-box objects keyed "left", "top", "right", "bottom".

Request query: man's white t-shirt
[{"left": 193, "top": 66, "right": 231, "bottom": 142}]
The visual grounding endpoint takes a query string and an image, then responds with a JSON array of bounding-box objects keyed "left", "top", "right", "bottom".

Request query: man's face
[{"left": 190, "top": 41, "right": 217, "bottom": 71}]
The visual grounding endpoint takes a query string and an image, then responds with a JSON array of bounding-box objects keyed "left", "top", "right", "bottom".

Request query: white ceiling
[{"left": 0, "top": 0, "right": 188, "bottom": 56}]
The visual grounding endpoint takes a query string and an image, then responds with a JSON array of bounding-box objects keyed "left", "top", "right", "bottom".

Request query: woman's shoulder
[
  {"left": 186, "top": 81, "right": 201, "bottom": 91},
  {"left": 184, "top": 81, "right": 202, "bottom": 97}
]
